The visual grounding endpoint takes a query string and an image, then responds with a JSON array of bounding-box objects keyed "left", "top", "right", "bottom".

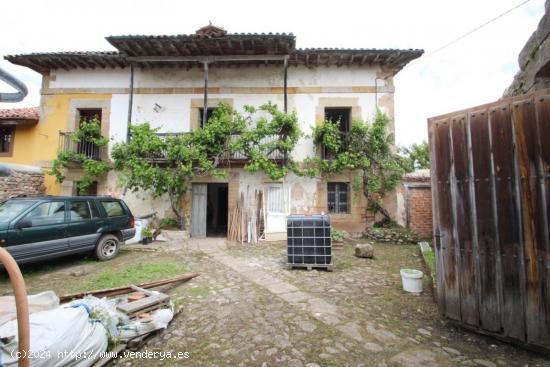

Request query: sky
[{"left": 0, "top": 0, "right": 545, "bottom": 146}]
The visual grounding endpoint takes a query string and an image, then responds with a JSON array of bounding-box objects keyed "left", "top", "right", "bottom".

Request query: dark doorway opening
[{"left": 207, "top": 183, "right": 228, "bottom": 236}]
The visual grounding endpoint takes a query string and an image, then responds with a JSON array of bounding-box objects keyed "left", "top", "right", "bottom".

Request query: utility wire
[{"left": 417, "top": 0, "right": 533, "bottom": 62}]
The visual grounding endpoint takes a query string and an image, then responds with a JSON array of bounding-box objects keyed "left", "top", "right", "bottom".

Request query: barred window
[{"left": 327, "top": 182, "right": 349, "bottom": 214}]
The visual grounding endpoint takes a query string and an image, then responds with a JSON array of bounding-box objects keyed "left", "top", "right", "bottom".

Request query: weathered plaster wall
[{"left": 44, "top": 64, "right": 399, "bottom": 234}]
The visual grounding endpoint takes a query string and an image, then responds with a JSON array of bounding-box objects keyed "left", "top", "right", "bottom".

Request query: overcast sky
[{"left": 0, "top": 0, "right": 544, "bottom": 146}]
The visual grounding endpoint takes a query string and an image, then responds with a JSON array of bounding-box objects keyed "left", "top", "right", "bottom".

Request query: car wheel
[{"left": 95, "top": 234, "right": 120, "bottom": 261}]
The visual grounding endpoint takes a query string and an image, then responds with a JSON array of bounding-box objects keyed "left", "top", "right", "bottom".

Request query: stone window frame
[
  {"left": 327, "top": 181, "right": 351, "bottom": 214},
  {"left": 315, "top": 97, "right": 362, "bottom": 157},
  {"left": 0, "top": 125, "right": 15, "bottom": 157},
  {"left": 189, "top": 98, "right": 233, "bottom": 131},
  {"left": 68, "top": 99, "right": 111, "bottom": 160}
]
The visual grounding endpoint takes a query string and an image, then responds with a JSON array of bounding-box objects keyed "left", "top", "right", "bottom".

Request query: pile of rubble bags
[{"left": 0, "top": 290, "right": 174, "bottom": 366}]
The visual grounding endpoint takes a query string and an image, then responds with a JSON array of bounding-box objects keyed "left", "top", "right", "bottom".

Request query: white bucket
[{"left": 400, "top": 269, "right": 423, "bottom": 293}]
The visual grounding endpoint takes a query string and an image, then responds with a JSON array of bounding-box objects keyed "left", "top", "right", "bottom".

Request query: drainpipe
[
  {"left": 0, "top": 248, "right": 30, "bottom": 367},
  {"left": 0, "top": 67, "right": 28, "bottom": 103},
  {"left": 202, "top": 62, "right": 209, "bottom": 126},
  {"left": 126, "top": 63, "right": 134, "bottom": 143}
]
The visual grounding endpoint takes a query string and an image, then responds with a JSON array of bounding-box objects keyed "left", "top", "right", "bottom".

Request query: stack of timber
[{"left": 227, "top": 190, "right": 264, "bottom": 244}]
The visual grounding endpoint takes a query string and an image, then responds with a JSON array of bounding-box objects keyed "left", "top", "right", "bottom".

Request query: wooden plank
[
  {"left": 521, "top": 95, "right": 550, "bottom": 347},
  {"left": 450, "top": 116, "right": 479, "bottom": 327},
  {"left": 117, "top": 293, "right": 170, "bottom": 314},
  {"left": 434, "top": 120, "right": 460, "bottom": 320},
  {"left": 470, "top": 110, "right": 501, "bottom": 332},
  {"left": 428, "top": 118, "right": 445, "bottom": 314},
  {"left": 59, "top": 272, "right": 199, "bottom": 302},
  {"left": 491, "top": 104, "right": 525, "bottom": 341}
]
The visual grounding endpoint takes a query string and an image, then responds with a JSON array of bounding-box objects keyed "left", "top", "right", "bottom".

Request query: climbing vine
[
  {"left": 50, "top": 118, "right": 110, "bottom": 194},
  {"left": 111, "top": 102, "right": 301, "bottom": 228},
  {"left": 300, "top": 110, "right": 407, "bottom": 226}
]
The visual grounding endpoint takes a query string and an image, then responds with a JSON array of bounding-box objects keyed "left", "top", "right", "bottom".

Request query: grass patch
[
  {"left": 74, "top": 261, "right": 188, "bottom": 292},
  {"left": 423, "top": 249, "right": 435, "bottom": 275}
]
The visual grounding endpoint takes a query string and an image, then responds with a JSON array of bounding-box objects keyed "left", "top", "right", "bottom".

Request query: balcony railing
[
  {"left": 321, "top": 132, "right": 349, "bottom": 160},
  {"left": 153, "top": 133, "right": 285, "bottom": 161},
  {"left": 58, "top": 132, "right": 101, "bottom": 160}
]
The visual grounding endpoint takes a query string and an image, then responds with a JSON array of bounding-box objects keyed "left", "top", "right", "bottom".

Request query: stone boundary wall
[{"left": 0, "top": 163, "right": 45, "bottom": 200}]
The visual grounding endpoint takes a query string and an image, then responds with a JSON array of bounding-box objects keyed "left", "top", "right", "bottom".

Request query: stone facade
[
  {"left": 505, "top": 0, "right": 550, "bottom": 96},
  {"left": 0, "top": 163, "right": 45, "bottom": 200},
  {"left": 401, "top": 170, "right": 433, "bottom": 238}
]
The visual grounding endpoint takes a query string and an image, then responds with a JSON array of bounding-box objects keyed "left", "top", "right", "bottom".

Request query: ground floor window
[
  {"left": 327, "top": 182, "right": 349, "bottom": 214},
  {"left": 0, "top": 126, "right": 14, "bottom": 156}
]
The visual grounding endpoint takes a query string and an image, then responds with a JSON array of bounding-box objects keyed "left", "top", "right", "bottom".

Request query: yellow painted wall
[{"left": 0, "top": 93, "right": 111, "bottom": 195}]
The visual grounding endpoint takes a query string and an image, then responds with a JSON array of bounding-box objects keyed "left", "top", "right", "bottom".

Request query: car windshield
[{"left": 0, "top": 200, "right": 37, "bottom": 223}]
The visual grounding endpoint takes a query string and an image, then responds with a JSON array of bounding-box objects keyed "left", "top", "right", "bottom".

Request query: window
[
  {"left": 101, "top": 201, "right": 124, "bottom": 217},
  {"left": 77, "top": 181, "right": 98, "bottom": 196},
  {"left": 324, "top": 107, "right": 351, "bottom": 133},
  {"left": 78, "top": 109, "right": 102, "bottom": 124},
  {"left": 0, "top": 126, "right": 14, "bottom": 156},
  {"left": 21, "top": 201, "right": 65, "bottom": 227},
  {"left": 198, "top": 107, "right": 217, "bottom": 128},
  {"left": 327, "top": 182, "right": 349, "bottom": 214},
  {"left": 69, "top": 201, "right": 92, "bottom": 222},
  {"left": 267, "top": 185, "right": 284, "bottom": 213},
  {"left": 89, "top": 201, "right": 100, "bottom": 218}
]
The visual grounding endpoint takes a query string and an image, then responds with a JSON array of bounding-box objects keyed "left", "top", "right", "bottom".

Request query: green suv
[{"left": 0, "top": 196, "right": 136, "bottom": 264}]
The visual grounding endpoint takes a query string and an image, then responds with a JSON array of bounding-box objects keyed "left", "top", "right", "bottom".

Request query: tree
[
  {"left": 399, "top": 141, "right": 430, "bottom": 172},
  {"left": 111, "top": 103, "right": 300, "bottom": 229},
  {"left": 303, "top": 110, "right": 406, "bottom": 226}
]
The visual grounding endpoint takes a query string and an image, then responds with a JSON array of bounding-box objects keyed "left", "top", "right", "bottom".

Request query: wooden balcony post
[
  {"left": 203, "top": 61, "right": 209, "bottom": 126},
  {"left": 283, "top": 56, "right": 288, "bottom": 113}
]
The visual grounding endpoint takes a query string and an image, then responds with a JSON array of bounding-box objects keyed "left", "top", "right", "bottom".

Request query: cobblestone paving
[{"left": 115, "top": 237, "right": 549, "bottom": 367}]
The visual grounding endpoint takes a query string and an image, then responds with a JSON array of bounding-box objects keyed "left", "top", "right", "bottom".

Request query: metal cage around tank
[{"left": 287, "top": 214, "right": 332, "bottom": 270}]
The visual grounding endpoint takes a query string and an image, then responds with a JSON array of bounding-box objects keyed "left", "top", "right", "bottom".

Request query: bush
[
  {"left": 331, "top": 229, "right": 344, "bottom": 241},
  {"left": 159, "top": 217, "right": 179, "bottom": 229}
]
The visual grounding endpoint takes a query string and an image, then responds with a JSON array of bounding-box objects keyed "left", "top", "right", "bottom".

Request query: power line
[{"left": 418, "top": 0, "right": 533, "bottom": 61}]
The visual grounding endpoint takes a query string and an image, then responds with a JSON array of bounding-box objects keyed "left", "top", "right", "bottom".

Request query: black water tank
[{"left": 287, "top": 214, "right": 332, "bottom": 268}]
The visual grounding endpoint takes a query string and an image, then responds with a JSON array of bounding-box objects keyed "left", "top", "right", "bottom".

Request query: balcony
[
  {"left": 321, "top": 132, "right": 349, "bottom": 160},
  {"left": 58, "top": 131, "right": 101, "bottom": 160},
  {"left": 153, "top": 133, "right": 285, "bottom": 162}
]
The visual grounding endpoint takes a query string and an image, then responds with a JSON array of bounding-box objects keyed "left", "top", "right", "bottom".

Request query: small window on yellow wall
[
  {"left": 327, "top": 182, "right": 349, "bottom": 214},
  {"left": 0, "top": 126, "right": 14, "bottom": 156}
]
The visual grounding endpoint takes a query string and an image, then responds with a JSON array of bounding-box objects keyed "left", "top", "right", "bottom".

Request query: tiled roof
[
  {"left": 4, "top": 26, "right": 423, "bottom": 73},
  {"left": 0, "top": 107, "right": 39, "bottom": 120}
]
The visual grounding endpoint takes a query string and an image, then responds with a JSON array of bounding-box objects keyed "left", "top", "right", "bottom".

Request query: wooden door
[{"left": 191, "top": 184, "right": 207, "bottom": 237}]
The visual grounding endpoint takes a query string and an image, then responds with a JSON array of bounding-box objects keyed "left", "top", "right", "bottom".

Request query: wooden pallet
[{"left": 288, "top": 263, "right": 333, "bottom": 272}]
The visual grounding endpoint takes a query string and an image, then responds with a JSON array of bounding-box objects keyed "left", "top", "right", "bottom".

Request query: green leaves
[
  {"left": 398, "top": 141, "right": 430, "bottom": 172},
  {"left": 49, "top": 119, "right": 110, "bottom": 194},
  {"left": 110, "top": 102, "right": 302, "bottom": 226},
  {"left": 306, "top": 110, "right": 405, "bottom": 221}
]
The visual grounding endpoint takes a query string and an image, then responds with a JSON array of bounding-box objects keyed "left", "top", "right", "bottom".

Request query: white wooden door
[
  {"left": 266, "top": 185, "right": 286, "bottom": 233},
  {"left": 191, "top": 184, "right": 207, "bottom": 237}
]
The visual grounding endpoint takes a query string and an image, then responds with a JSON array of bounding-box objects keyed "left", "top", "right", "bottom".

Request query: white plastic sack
[
  {"left": 0, "top": 306, "right": 108, "bottom": 367},
  {"left": 117, "top": 307, "right": 174, "bottom": 341},
  {"left": 0, "top": 291, "right": 59, "bottom": 326}
]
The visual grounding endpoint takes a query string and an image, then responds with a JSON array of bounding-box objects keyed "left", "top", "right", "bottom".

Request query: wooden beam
[
  {"left": 127, "top": 55, "right": 289, "bottom": 63},
  {"left": 360, "top": 54, "right": 368, "bottom": 65}
]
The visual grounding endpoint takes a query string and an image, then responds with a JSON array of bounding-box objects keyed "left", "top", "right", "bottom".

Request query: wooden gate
[{"left": 428, "top": 89, "right": 550, "bottom": 352}]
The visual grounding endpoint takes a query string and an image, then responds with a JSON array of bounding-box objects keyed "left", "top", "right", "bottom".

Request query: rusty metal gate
[{"left": 428, "top": 89, "right": 550, "bottom": 352}]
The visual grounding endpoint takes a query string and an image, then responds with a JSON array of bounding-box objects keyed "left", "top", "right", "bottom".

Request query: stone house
[{"left": 5, "top": 25, "right": 422, "bottom": 239}]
